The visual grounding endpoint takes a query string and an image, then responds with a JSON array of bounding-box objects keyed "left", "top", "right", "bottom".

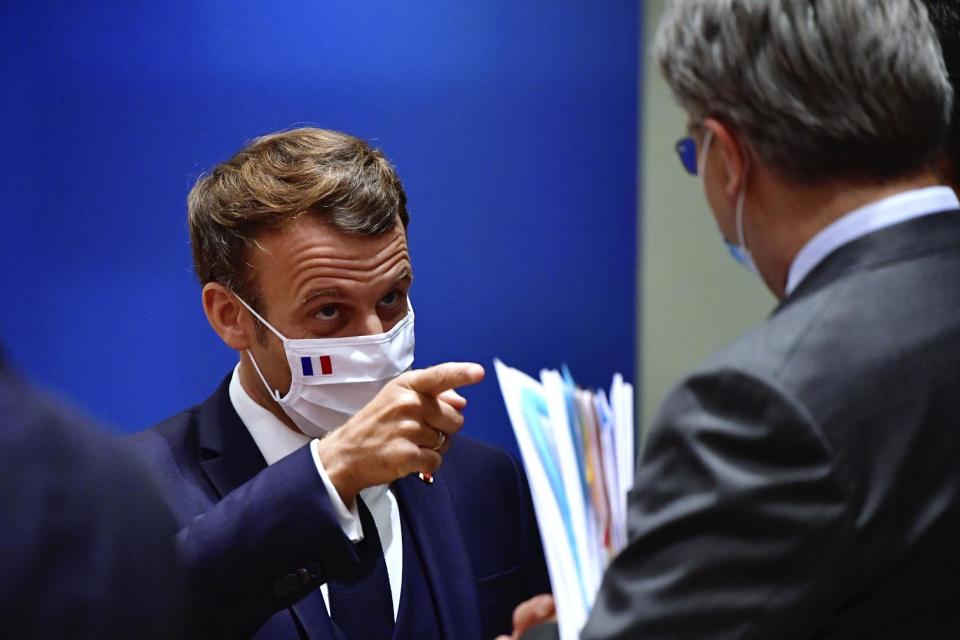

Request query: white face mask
[
  {"left": 700, "top": 129, "right": 758, "bottom": 275},
  {"left": 234, "top": 296, "right": 415, "bottom": 437}
]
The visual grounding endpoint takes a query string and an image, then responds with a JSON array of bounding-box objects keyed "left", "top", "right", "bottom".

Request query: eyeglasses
[{"left": 675, "top": 136, "right": 698, "bottom": 176}]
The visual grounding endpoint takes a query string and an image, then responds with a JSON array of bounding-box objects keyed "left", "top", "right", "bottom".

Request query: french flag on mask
[{"left": 300, "top": 355, "right": 333, "bottom": 376}]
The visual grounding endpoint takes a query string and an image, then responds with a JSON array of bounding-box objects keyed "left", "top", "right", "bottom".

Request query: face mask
[
  {"left": 234, "top": 296, "right": 415, "bottom": 438},
  {"left": 699, "top": 129, "right": 758, "bottom": 275}
]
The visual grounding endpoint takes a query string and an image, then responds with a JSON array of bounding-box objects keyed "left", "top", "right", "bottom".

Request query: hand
[
  {"left": 496, "top": 594, "right": 556, "bottom": 640},
  {"left": 317, "top": 362, "right": 485, "bottom": 504}
]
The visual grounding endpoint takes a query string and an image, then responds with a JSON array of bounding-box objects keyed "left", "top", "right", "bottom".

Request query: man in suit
[
  {"left": 0, "top": 349, "right": 183, "bottom": 639},
  {"left": 505, "top": 0, "right": 960, "bottom": 638},
  {"left": 129, "top": 127, "right": 549, "bottom": 639}
]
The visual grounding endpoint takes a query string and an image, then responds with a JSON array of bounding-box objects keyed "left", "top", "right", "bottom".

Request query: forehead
[{"left": 249, "top": 216, "right": 410, "bottom": 303}]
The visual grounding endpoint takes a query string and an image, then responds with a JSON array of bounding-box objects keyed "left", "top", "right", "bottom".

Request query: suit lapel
[
  {"left": 196, "top": 375, "right": 339, "bottom": 639},
  {"left": 195, "top": 374, "right": 268, "bottom": 499},
  {"left": 392, "top": 472, "right": 482, "bottom": 640},
  {"left": 290, "top": 592, "right": 342, "bottom": 640}
]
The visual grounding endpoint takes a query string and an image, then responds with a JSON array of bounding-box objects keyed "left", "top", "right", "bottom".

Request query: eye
[
  {"left": 315, "top": 305, "right": 339, "bottom": 321},
  {"left": 378, "top": 290, "right": 402, "bottom": 307}
]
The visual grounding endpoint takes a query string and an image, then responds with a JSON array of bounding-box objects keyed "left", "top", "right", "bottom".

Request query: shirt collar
[
  {"left": 786, "top": 186, "right": 959, "bottom": 296},
  {"left": 228, "top": 363, "right": 311, "bottom": 465}
]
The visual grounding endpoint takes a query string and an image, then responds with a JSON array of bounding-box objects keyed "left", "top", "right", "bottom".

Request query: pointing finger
[{"left": 404, "top": 362, "right": 485, "bottom": 397}]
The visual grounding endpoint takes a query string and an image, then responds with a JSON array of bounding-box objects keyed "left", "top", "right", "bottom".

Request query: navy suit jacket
[
  {"left": 129, "top": 374, "right": 550, "bottom": 639},
  {"left": 0, "top": 356, "right": 183, "bottom": 639}
]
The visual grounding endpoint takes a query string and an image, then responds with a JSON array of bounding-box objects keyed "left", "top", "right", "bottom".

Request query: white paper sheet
[{"left": 494, "top": 359, "right": 635, "bottom": 640}]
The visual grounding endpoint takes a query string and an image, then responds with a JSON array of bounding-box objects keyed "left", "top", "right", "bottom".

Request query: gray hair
[{"left": 655, "top": 0, "right": 953, "bottom": 182}]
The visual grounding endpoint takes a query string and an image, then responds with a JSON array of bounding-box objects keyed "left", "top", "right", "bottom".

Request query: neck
[
  {"left": 237, "top": 354, "right": 303, "bottom": 435},
  {"left": 747, "top": 168, "right": 941, "bottom": 298}
]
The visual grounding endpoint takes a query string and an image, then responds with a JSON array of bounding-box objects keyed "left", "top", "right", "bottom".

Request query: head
[
  {"left": 189, "top": 127, "right": 412, "bottom": 416},
  {"left": 925, "top": 0, "right": 960, "bottom": 189},
  {"left": 658, "top": 0, "right": 953, "bottom": 292}
]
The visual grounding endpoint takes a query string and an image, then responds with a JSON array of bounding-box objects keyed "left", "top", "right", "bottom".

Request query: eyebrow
[
  {"left": 299, "top": 269, "right": 413, "bottom": 306},
  {"left": 301, "top": 288, "right": 343, "bottom": 305}
]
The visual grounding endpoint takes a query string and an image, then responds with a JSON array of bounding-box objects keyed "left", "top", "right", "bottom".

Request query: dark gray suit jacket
[
  {"left": 584, "top": 211, "right": 960, "bottom": 639},
  {"left": 0, "top": 354, "right": 184, "bottom": 639}
]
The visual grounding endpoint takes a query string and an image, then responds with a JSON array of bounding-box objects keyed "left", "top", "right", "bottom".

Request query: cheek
[
  {"left": 253, "top": 340, "right": 295, "bottom": 394},
  {"left": 703, "top": 176, "right": 737, "bottom": 242}
]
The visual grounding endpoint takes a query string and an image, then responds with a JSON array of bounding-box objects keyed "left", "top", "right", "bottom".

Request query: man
[
  {"left": 506, "top": 0, "right": 960, "bottom": 638},
  {"left": 0, "top": 349, "right": 183, "bottom": 638},
  {"left": 129, "top": 128, "right": 549, "bottom": 639}
]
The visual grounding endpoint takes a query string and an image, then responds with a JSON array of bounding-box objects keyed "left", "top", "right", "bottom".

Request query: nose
[{"left": 357, "top": 311, "right": 385, "bottom": 336}]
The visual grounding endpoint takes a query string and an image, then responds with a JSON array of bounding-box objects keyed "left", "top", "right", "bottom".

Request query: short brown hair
[{"left": 188, "top": 127, "right": 409, "bottom": 313}]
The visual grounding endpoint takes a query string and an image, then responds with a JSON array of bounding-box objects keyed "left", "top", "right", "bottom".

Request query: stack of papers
[{"left": 494, "top": 359, "right": 635, "bottom": 640}]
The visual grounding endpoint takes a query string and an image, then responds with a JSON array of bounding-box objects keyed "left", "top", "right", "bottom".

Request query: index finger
[{"left": 404, "top": 362, "right": 485, "bottom": 397}]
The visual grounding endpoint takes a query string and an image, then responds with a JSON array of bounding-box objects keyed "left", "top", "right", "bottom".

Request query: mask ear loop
[
  {"left": 735, "top": 145, "right": 751, "bottom": 255},
  {"left": 233, "top": 293, "right": 287, "bottom": 402},
  {"left": 735, "top": 183, "right": 748, "bottom": 252},
  {"left": 703, "top": 125, "right": 751, "bottom": 256},
  {"left": 697, "top": 128, "right": 714, "bottom": 180},
  {"left": 245, "top": 349, "right": 284, "bottom": 403},
  {"left": 233, "top": 294, "right": 289, "bottom": 343}
]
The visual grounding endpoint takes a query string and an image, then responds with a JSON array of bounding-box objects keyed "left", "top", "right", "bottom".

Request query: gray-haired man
[{"left": 505, "top": 1, "right": 960, "bottom": 638}]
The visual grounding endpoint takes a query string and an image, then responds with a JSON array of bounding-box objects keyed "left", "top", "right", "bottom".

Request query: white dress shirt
[
  {"left": 786, "top": 186, "right": 959, "bottom": 296},
  {"left": 228, "top": 364, "right": 403, "bottom": 618}
]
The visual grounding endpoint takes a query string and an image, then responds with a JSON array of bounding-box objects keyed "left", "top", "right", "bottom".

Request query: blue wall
[{"left": 0, "top": 1, "right": 638, "bottom": 456}]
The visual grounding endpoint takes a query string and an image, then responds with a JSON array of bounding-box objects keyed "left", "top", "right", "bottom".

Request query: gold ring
[{"left": 432, "top": 430, "right": 447, "bottom": 452}]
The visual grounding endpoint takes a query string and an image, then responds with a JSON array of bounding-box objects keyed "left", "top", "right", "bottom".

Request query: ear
[
  {"left": 202, "top": 282, "right": 253, "bottom": 351},
  {"left": 703, "top": 117, "right": 749, "bottom": 199}
]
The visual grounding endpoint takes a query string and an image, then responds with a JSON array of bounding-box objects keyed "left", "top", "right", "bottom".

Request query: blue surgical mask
[
  {"left": 700, "top": 129, "right": 758, "bottom": 275},
  {"left": 726, "top": 242, "right": 755, "bottom": 271}
]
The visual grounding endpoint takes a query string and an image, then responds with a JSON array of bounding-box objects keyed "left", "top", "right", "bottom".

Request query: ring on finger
[{"left": 431, "top": 429, "right": 447, "bottom": 452}]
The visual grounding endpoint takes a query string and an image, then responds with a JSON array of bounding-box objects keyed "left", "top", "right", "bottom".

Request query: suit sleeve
[
  {"left": 175, "top": 446, "right": 362, "bottom": 639},
  {"left": 582, "top": 369, "right": 852, "bottom": 640}
]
